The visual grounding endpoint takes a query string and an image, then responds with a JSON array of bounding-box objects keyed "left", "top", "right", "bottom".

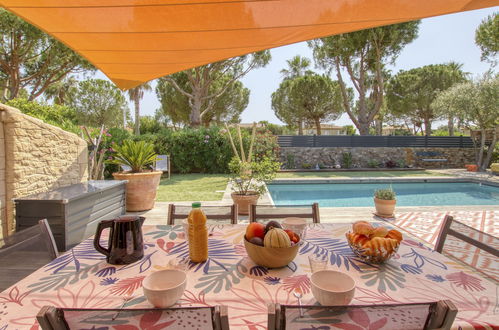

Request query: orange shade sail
[{"left": 1, "top": 0, "right": 496, "bottom": 90}]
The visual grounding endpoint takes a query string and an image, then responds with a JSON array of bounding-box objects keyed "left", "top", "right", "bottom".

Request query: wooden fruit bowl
[{"left": 244, "top": 237, "right": 299, "bottom": 268}]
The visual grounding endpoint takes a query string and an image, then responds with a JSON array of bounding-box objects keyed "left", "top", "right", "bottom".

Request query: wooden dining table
[{"left": 0, "top": 222, "right": 497, "bottom": 329}]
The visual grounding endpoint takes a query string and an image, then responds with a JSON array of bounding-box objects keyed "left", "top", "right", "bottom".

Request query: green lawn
[
  {"left": 276, "top": 170, "right": 448, "bottom": 178},
  {"left": 156, "top": 170, "right": 447, "bottom": 202},
  {"left": 156, "top": 174, "right": 228, "bottom": 202}
]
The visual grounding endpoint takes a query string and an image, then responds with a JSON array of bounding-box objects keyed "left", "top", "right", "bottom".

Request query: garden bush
[
  {"left": 105, "top": 126, "right": 279, "bottom": 174},
  {"left": 6, "top": 98, "right": 80, "bottom": 134}
]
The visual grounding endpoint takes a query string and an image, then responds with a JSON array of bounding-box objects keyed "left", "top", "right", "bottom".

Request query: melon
[{"left": 264, "top": 228, "right": 291, "bottom": 248}]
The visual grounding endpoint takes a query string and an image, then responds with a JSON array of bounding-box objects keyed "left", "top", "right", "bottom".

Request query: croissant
[
  {"left": 352, "top": 221, "right": 374, "bottom": 236},
  {"left": 386, "top": 229, "right": 403, "bottom": 242},
  {"left": 348, "top": 232, "right": 370, "bottom": 246},
  {"left": 362, "top": 237, "right": 399, "bottom": 256}
]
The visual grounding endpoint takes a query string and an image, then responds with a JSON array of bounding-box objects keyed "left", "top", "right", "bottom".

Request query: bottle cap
[{"left": 192, "top": 202, "right": 201, "bottom": 208}]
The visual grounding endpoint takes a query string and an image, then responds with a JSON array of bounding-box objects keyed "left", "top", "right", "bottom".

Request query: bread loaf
[
  {"left": 386, "top": 229, "right": 403, "bottom": 242},
  {"left": 370, "top": 227, "right": 388, "bottom": 238},
  {"left": 352, "top": 221, "right": 374, "bottom": 236}
]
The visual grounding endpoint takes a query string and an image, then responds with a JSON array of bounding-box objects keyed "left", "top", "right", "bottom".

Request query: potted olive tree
[
  {"left": 110, "top": 140, "right": 162, "bottom": 211},
  {"left": 374, "top": 187, "right": 396, "bottom": 217},
  {"left": 226, "top": 123, "right": 280, "bottom": 215}
]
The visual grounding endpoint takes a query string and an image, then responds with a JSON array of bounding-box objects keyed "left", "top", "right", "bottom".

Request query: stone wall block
[{"left": 280, "top": 147, "right": 476, "bottom": 169}]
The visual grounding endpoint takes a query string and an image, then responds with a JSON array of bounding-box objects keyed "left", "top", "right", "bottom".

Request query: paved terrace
[{"left": 129, "top": 169, "right": 499, "bottom": 225}]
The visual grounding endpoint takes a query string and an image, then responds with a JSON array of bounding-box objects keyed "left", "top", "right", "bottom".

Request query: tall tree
[
  {"left": 128, "top": 82, "right": 152, "bottom": 135},
  {"left": 309, "top": 21, "right": 420, "bottom": 135},
  {"left": 0, "top": 9, "right": 93, "bottom": 101},
  {"left": 273, "top": 55, "right": 314, "bottom": 134},
  {"left": 272, "top": 79, "right": 304, "bottom": 134},
  {"left": 162, "top": 51, "right": 270, "bottom": 126},
  {"left": 475, "top": 12, "right": 498, "bottom": 67},
  {"left": 273, "top": 74, "right": 344, "bottom": 135},
  {"left": 201, "top": 79, "right": 249, "bottom": 126},
  {"left": 156, "top": 73, "right": 249, "bottom": 127},
  {"left": 43, "top": 76, "right": 79, "bottom": 105},
  {"left": 432, "top": 74, "right": 498, "bottom": 171},
  {"left": 385, "top": 63, "right": 468, "bottom": 135},
  {"left": 70, "top": 79, "right": 128, "bottom": 128}
]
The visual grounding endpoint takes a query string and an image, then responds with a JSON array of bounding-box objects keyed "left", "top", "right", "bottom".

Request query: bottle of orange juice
[{"left": 187, "top": 202, "right": 208, "bottom": 263}]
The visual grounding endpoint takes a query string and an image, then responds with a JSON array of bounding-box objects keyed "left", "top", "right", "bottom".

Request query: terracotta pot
[
  {"left": 465, "top": 164, "right": 478, "bottom": 172},
  {"left": 231, "top": 191, "right": 259, "bottom": 215},
  {"left": 374, "top": 197, "right": 396, "bottom": 217},
  {"left": 113, "top": 171, "right": 163, "bottom": 211}
]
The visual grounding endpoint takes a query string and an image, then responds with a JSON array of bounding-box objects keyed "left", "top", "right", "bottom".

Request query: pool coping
[{"left": 269, "top": 177, "right": 499, "bottom": 188}]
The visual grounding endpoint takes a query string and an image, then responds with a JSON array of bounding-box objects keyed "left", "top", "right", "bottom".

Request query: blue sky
[{"left": 120, "top": 7, "right": 497, "bottom": 127}]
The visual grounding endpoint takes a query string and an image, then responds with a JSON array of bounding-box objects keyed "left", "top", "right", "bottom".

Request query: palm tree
[
  {"left": 280, "top": 56, "right": 313, "bottom": 80},
  {"left": 44, "top": 76, "right": 78, "bottom": 105},
  {"left": 127, "top": 82, "right": 152, "bottom": 135}
]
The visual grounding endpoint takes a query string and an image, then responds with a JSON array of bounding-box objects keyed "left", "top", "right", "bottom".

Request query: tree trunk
[
  {"left": 315, "top": 118, "right": 322, "bottom": 135},
  {"left": 298, "top": 120, "right": 303, "bottom": 135},
  {"left": 481, "top": 128, "right": 498, "bottom": 171},
  {"left": 375, "top": 119, "right": 382, "bottom": 135},
  {"left": 424, "top": 116, "right": 432, "bottom": 136},
  {"left": 134, "top": 97, "right": 140, "bottom": 135},
  {"left": 477, "top": 129, "right": 486, "bottom": 169},
  {"left": 358, "top": 122, "right": 370, "bottom": 135},
  {"left": 190, "top": 92, "right": 203, "bottom": 127},
  {"left": 447, "top": 116, "right": 454, "bottom": 136}
]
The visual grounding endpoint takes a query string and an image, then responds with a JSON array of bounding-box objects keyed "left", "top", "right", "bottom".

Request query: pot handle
[{"left": 94, "top": 220, "right": 113, "bottom": 257}]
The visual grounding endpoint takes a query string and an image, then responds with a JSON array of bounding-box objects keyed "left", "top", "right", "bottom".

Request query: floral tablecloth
[{"left": 0, "top": 223, "right": 497, "bottom": 329}]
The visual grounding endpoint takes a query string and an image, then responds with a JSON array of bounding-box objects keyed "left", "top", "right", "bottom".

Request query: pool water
[{"left": 268, "top": 182, "right": 499, "bottom": 207}]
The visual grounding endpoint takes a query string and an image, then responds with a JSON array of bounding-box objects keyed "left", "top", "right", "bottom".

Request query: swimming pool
[{"left": 267, "top": 182, "right": 499, "bottom": 207}]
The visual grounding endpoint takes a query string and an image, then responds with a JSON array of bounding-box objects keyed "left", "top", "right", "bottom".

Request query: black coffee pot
[{"left": 94, "top": 215, "right": 145, "bottom": 265}]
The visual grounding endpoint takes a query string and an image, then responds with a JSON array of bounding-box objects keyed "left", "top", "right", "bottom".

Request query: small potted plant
[
  {"left": 374, "top": 187, "right": 396, "bottom": 217},
  {"left": 226, "top": 123, "right": 280, "bottom": 215},
  {"left": 110, "top": 140, "right": 162, "bottom": 211}
]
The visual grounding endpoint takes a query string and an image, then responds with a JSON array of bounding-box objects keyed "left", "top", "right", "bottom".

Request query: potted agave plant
[
  {"left": 226, "top": 123, "right": 280, "bottom": 215},
  {"left": 374, "top": 187, "right": 396, "bottom": 217},
  {"left": 110, "top": 140, "right": 162, "bottom": 211}
]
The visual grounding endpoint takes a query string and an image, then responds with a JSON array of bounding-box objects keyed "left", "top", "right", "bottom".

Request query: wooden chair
[
  {"left": 0, "top": 219, "right": 59, "bottom": 291},
  {"left": 268, "top": 300, "right": 457, "bottom": 330},
  {"left": 155, "top": 154, "right": 170, "bottom": 179},
  {"left": 167, "top": 204, "right": 239, "bottom": 225},
  {"left": 37, "top": 305, "right": 229, "bottom": 330},
  {"left": 249, "top": 203, "right": 320, "bottom": 223},
  {"left": 434, "top": 215, "right": 499, "bottom": 280}
]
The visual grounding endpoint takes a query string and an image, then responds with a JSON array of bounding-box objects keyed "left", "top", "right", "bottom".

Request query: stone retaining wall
[
  {"left": 279, "top": 147, "right": 475, "bottom": 169},
  {"left": 0, "top": 103, "right": 88, "bottom": 238}
]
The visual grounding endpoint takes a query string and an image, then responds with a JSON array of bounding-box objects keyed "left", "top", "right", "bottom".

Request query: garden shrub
[
  {"left": 6, "top": 98, "right": 80, "bottom": 134},
  {"left": 342, "top": 152, "right": 353, "bottom": 169},
  {"left": 106, "top": 126, "right": 280, "bottom": 174},
  {"left": 385, "top": 160, "right": 397, "bottom": 168},
  {"left": 367, "top": 159, "right": 379, "bottom": 168}
]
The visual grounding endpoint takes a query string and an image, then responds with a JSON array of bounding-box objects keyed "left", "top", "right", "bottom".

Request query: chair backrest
[
  {"left": 0, "top": 219, "right": 58, "bottom": 291},
  {"left": 155, "top": 154, "right": 170, "bottom": 179},
  {"left": 268, "top": 300, "right": 457, "bottom": 330},
  {"left": 434, "top": 215, "right": 499, "bottom": 280},
  {"left": 249, "top": 203, "right": 320, "bottom": 223},
  {"left": 37, "top": 305, "right": 229, "bottom": 330},
  {"left": 167, "top": 204, "right": 239, "bottom": 225}
]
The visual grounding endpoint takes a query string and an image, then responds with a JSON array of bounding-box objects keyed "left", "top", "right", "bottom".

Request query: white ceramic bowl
[
  {"left": 143, "top": 269, "right": 187, "bottom": 308},
  {"left": 311, "top": 270, "right": 355, "bottom": 306}
]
